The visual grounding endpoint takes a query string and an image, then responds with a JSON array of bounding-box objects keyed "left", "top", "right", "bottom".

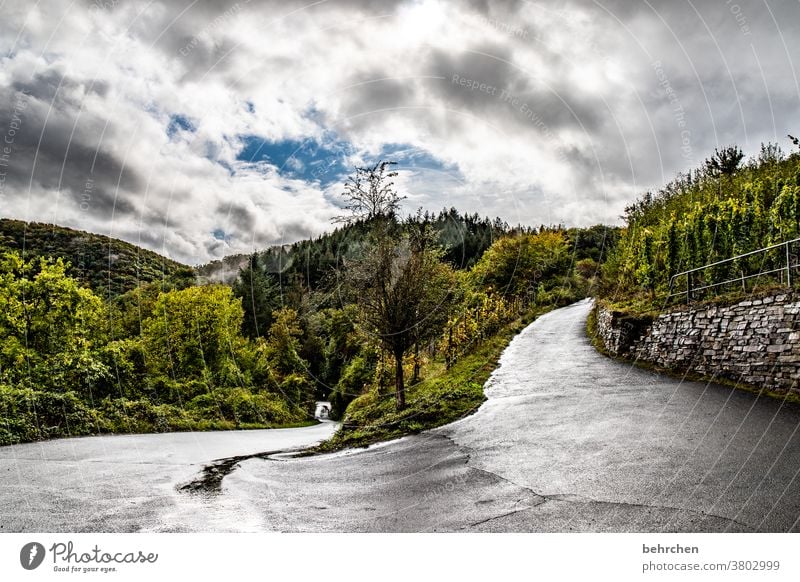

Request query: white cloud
[{"left": 1, "top": 0, "right": 798, "bottom": 264}]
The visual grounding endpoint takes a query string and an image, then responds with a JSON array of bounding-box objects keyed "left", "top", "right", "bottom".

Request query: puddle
[{"left": 178, "top": 450, "right": 287, "bottom": 495}]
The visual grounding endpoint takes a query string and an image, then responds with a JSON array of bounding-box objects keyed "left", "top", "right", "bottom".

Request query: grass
[{"left": 311, "top": 308, "right": 547, "bottom": 453}]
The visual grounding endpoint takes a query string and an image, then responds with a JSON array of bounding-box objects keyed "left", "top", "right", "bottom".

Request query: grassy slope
[{"left": 312, "top": 309, "right": 546, "bottom": 452}]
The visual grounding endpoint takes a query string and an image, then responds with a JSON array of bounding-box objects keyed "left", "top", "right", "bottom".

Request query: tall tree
[
  {"left": 0, "top": 252, "right": 108, "bottom": 393},
  {"left": 337, "top": 164, "right": 455, "bottom": 410},
  {"left": 232, "top": 254, "right": 282, "bottom": 338},
  {"left": 346, "top": 223, "right": 455, "bottom": 409},
  {"left": 141, "top": 285, "right": 245, "bottom": 387}
]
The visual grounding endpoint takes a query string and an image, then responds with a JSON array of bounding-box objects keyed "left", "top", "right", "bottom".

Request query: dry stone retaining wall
[{"left": 595, "top": 293, "right": 800, "bottom": 396}]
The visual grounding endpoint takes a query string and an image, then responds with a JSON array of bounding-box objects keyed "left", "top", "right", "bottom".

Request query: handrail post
[
  {"left": 787, "top": 242, "right": 792, "bottom": 288},
  {"left": 686, "top": 272, "right": 692, "bottom": 304}
]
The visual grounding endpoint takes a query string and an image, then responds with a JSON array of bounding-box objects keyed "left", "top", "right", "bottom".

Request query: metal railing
[{"left": 667, "top": 236, "right": 800, "bottom": 304}]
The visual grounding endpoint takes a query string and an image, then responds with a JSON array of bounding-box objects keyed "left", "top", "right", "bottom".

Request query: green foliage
[
  {"left": 0, "top": 386, "right": 101, "bottom": 445},
  {"left": 186, "top": 388, "right": 298, "bottom": 426},
  {"left": 330, "top": 351, "right": 378, "bottom": 419},
  {"left": 264, "top": 308, "right": 306, "bottom": 375},
  {"left": 705, "top": 145, "right": 745, "bottom": 177},
  {"left": 232, "top": 254, "right": 282, "bottom": 338},
  {"left": 0, "top": 251, "right": 309, "bottom": 445},
  {"left": 141, "top": 285, "right": 246, "bottom": 387},
  {"left": 469, "top": 230, "right": 570, "bottom": 300},
  {"left": 0, "top": 253, "right": 109, "bottom": 395}
]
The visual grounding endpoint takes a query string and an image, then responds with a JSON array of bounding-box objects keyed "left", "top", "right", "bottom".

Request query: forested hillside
[
  {"left": 0, "top": 219, "right": 194, "bottom": 297},
  {"left": 198, "top": 208, "right": 510, "bottom": 285},
  {"left": 602, "top": 141, "right": 800, "bottom": 308}
]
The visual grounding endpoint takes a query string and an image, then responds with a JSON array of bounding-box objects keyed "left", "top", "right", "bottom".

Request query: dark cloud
[
  {"left": 218, "top": 202, "right": 256, "bottom": 231},
  {"left": 338, "top": 75, "right": 418, "bottom": 121},
  {"left": 0, "top": 80, "right": 141, "bottom": 220},
  {"left": 426, "top": 44, "right": 602, "bottom": 133},
  {"left": 12, "top": 70, "right": 109, "bottom": 104}
]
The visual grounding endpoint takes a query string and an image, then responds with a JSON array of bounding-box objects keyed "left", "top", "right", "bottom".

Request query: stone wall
[{"left": 595, "top": 293, "right": 800, "bottom": 396}]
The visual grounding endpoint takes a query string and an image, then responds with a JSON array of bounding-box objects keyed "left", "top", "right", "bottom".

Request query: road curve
[
  {"left": 3, "top": 299, "right": 800, "bottom": 532},
  {"left": 0, "top": 422, "right": 337, "bottom": 532},
  {"left": 223, "top": 299, "right": 800, "bottom": 532}
]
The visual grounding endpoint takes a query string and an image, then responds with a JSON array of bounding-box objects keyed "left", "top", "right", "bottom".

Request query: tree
[
  {"left": 0, "top": 252, "right": 108, "bottom": 393},
  {"left": 469, "top": 231, "right": 569, "bottom": 300},
  {"left": 337, "top": 160, "right": 404, "bottom": 223},
  {"left": 263, "top": 307, "right": 315, "bottom": 410},
  {"left": 336, "top": 164, "right": 454, "bottom": 410},
  {"left": 141, "top": 285, "right": 245, "bottom": 387},
  {"left": 264, "top": 307, "right": 307, "bottom": 376},
  {"left": 346, "top": 224, "right": 456, "bottom": 409},
  {"left": 232, "top": 254, "right": 282, "bottom": 338},
  {"left": 705, "top": 145, "right": 744, "bottom": 178}
]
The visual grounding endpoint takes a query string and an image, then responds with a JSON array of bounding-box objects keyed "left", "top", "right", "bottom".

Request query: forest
[
  {"left": 0, "top": 162, "right": 616, "bottom": 446},
  {"left": 601, "top": 140, "right": 800, "bottom": 311}
]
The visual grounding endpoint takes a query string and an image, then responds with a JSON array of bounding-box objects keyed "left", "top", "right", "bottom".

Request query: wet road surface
[
  {"left": 4, "top": 299, "right": 800, "bottom": 531},
  {"left": 0, "top": 422, "right": 336, "bottom": 532}
]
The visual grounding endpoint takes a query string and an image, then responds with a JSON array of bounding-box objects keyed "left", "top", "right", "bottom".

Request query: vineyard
[{"left": 603, "top": 142, "right": 800, "bottom": 308}]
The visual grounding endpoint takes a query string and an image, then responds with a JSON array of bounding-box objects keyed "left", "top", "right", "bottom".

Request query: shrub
[{"left": 0, "top": 386, "right": 101, "bottom": 444}]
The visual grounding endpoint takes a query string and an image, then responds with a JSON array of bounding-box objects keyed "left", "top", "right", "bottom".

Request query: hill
[{"left": 0, "top": 219, "right": 194, "bottom": 297}]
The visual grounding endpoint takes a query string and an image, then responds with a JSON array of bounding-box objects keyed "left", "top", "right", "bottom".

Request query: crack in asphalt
[
  {"left": 445, "top": 435, "right": 756, "bottom": 531},
  {"left": 468, "top": 500, "right": 547, "bottom": 528}
]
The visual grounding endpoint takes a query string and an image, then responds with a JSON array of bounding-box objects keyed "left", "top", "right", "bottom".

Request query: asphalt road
[
  {"left": 3, "top": 298, "right": 800, "bottom": 532},
  {"left": 0, "top": 422, "right": 337, "bottom": 532}
]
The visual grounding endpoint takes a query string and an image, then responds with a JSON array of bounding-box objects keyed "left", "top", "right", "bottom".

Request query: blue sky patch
[
  {"left": 167, "top": 114, "right": 195, "bottom": 138},
  {"left": 377, "top": 143, "right": 459, "bottom": 176},
  {"left": 234, "top": 133, "right": 457, "bottom": 188},
  {"left": 235, "top": 133, "right": 353, "bottom": 186}
]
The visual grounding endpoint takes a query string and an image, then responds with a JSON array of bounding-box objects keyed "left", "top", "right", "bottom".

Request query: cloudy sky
[{"left": 1, "top": 0, "right": 799, "bottom": 265}]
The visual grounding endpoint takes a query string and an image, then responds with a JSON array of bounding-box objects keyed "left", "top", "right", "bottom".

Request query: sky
[{"left": 0, "top": 0, "right": 799, "bottom": 265}]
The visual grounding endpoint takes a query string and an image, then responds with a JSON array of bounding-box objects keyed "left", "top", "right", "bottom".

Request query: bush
[
  {"left": 0, "top": 386, "right": 101, "bottom": 445},
  {"left": 330, "top": 352, "right": 377, "bottom": 419},
  {"left": 187, "top": 388, "right": 301, "bottom": 426},
  {"left": 99, "top": 398, "right": 193, "bottom": 434}
]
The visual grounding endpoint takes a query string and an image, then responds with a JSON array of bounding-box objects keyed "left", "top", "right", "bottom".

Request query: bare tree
[{"left": 336, "top": 160, "right": 405, "bottom": 224}]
